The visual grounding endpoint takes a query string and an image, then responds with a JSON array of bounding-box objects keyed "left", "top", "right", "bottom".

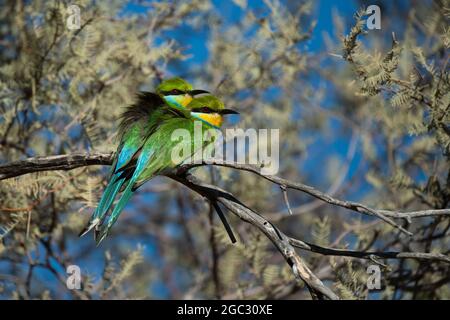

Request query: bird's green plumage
[
  {"left": 187, "top": 95, "right": 225, "bottom": 111},
  {"left": 80, "top": 78, "right": 231, "bottom": 245},
  {"left": 155, "top": 77, "right": 193, "bottom": 94}
]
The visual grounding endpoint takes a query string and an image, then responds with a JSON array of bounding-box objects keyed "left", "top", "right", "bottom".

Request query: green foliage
[
  {"left": 332, "top": 258, "right": 367, "bottom": 300},
  {"left": 312, "top": 216, "right": 331, "bottom": 247}
]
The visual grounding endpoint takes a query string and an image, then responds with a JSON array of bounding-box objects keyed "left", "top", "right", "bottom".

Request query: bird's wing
[
  {"left": 95, "top": 118, "right": 197, "bottom": 242},
  {"left": 131, "top": 118, "right": 218, "bottom": 190},
  {"left": 92, "top": 115, "right": 184, "bottom": 242},
  {"left": 94, "top": 138, "right": 155, "bottom": 244}
]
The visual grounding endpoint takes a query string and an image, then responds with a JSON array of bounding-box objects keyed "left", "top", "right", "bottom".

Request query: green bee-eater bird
[{"left": 80, "top": 78, "right": 238, "bottom": 244}]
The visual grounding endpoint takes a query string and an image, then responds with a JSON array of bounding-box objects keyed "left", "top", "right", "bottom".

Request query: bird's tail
[
  {"left": 94, "top": 180, "right": 136, "bottom": 245},
  {"left": 78, "top": 175, "right": 127, "bottom": 237},
  {"left": 80, "top": 143, "right": 151, "bottom": 244}
]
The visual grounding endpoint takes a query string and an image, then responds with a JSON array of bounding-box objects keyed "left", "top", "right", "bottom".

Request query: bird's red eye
[
  {"left": 170, "top": 89, "right": 182, "bottom": 95},
  {"left": 201, "top": 106, "right": 211, "bottom": 113}
]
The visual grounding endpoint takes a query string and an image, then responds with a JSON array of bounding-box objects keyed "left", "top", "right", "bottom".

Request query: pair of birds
[{"left": 80, "top": 78, "right": 238, "bottom": 244}]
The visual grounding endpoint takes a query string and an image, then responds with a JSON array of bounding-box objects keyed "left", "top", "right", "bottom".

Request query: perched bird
[{"left": 80, "top": 78, "right": 238, "bottom": 244}]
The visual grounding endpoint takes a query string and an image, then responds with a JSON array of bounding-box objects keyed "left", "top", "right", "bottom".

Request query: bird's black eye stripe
[
  {"left": 161, "top": 89, "right": 185, "bottom": 95},
  {"left": 192, "top": 106, "right": 213, "bottom": 113}
]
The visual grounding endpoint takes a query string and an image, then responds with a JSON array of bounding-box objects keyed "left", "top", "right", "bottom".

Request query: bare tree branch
[
  {"left": 2, "top": 153, "right": 449, "bottom": 298},
  {"left": 0, "top": 152, "right": 338, "bottom": 299},
  {"left": 170, "top": 173, "right": 339, "bottom": 300},
  {"left": 288, "top": 238, "right": 450, "bottom": 264},
  {"left": 379, "top": 210, "right": 450, "bottom": 219},
  {"left": 179, "top": 160, "right": 449, "bottom": 233},
  {"left": 2, "top": 154, "right": 448, "bottom": 222},
  {"left": 0, "top": 152, "right": 114, "bottom": 180}
]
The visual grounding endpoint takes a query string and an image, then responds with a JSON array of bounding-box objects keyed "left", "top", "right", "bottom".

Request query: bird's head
[
  {"left": 187, "top": 95, "right": 239, "bottom": 129},
  {"left": 156, "top": 77, "right": 209, "bottom": 109}
]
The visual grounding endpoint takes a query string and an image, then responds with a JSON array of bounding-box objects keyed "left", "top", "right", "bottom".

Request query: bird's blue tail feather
[{"left": 79, "top": 173, "right": 126, "bottom": 237}]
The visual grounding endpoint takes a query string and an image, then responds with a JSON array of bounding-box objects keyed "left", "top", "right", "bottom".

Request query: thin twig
[
  {"left": 280, "top": 185, "right": 293, "bottom": 215},
  {"left": 288, "top": 238, "right": 450, "bottom": 264}
]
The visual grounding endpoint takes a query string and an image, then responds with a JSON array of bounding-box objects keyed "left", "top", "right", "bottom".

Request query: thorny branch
[{"left": 1, "top": 152, "right": 449, "bottom": 299}]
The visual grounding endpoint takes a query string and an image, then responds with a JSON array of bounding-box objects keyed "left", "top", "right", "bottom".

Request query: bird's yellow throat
[
  {"left": 164, "top": 94, "right": 193, "bottom": 109},
  {"left": 164, "top": 95, "right": 223, "bottom": 128},
  {"left": 191, "top": 112, "right": 223, "bottom": 128}
]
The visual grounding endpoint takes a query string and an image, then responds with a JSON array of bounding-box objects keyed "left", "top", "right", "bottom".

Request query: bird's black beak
[
  {"left": 220, "top": 109, "right": 240, "bottom": 115},
  {"left": 188, "top": 89, "right": 210, "bottom": 96}
]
